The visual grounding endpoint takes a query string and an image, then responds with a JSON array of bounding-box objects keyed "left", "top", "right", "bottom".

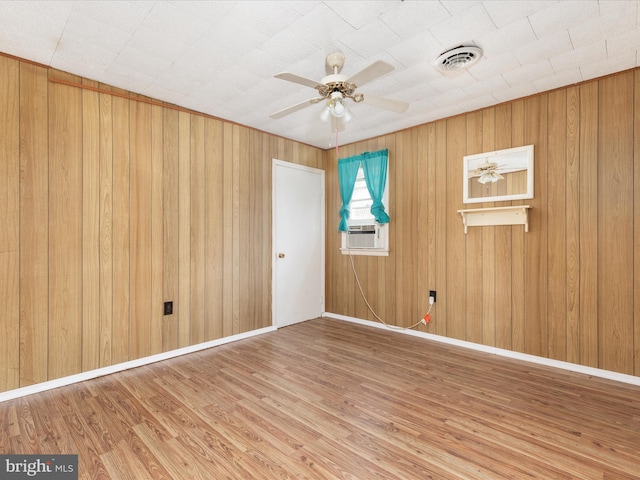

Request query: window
[{"left": 340, "top": 164, "right": 389, "bottom": 256}]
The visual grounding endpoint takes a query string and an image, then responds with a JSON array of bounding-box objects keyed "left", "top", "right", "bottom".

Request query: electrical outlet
[
  {"left": 164, "top": 301, "right": 173, "bottom": 316},
  {"left": 429, "top": 290, "right": 437, "bottom": 304}
]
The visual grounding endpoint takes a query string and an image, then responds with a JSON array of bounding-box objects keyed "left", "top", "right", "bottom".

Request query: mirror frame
[{"left": 463, "top": 145, "right": 534, "bottom": 204}]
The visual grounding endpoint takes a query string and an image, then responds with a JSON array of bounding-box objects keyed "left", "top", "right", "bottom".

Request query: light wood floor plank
[{"left": 2, "top": 317, "right": 640, "bottom": 479}]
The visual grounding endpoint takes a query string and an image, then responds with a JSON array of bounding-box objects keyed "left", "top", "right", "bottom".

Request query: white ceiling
[{"left": 1, "top": 1, "right": 638, "bottom": 149}]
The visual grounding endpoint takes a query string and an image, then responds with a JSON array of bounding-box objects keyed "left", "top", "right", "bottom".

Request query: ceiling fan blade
[
  {"left": 270, "top": 97, "right": 325, "bottom": 119},
  {"left": 274, "top": 72, "right": 323, "bottom": 89},
  {"left": 346, "top": 60, "right": 394, "bottom": 88},
  {"left": 361, "top": 93, "right": 409, "bottom": 113},
  {"left": 330, "top": 115, "right": 346, "bottom": 133}
]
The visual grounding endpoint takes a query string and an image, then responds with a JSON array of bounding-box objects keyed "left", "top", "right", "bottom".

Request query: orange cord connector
[{"left": 421, "top": 313, "right": 431, "bottom": 325}]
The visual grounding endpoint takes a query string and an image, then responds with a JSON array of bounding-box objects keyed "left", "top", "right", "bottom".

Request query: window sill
[{"left": 340, "top": 248, "right": 389, "bottom": 257}]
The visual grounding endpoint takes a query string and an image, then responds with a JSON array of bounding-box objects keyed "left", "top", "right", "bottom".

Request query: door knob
[{"left": 278, "top": 253, "right": 285, "bottom": 258}]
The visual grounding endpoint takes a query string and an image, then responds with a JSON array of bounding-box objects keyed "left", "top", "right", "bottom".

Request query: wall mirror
[{"left": 463, "top": 145, "right": 534, "bottom": 204}]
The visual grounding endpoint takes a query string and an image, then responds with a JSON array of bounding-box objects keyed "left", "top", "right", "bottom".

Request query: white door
[{"left": 273, "top": 160, "right": 325, "bottom": 328}]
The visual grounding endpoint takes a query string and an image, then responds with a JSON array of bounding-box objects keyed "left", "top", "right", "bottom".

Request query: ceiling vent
[{"left": 434, "top": 45, "right": 483, "bottom": 73}]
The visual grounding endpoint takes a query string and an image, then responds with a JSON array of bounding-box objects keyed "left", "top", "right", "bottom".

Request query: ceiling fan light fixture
[
  {"left": 322, "top": 91, "right": 352, "bottom": 120},
  {"left": 478, "top": 170, "right": 502, "bottom": 184}
]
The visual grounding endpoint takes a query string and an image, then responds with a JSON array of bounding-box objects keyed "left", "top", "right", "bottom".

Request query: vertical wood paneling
[
  {"left": 579, "top": 81, "right": 599, "bottom": 368},
  {"left": 635, "top": 70, "right": 640, "bottom": 376},
  {"left": 99, "top": 85, "right": 113, "bottom": 367},
  {"left": 261, "top": 132, "right": 272, "bottom": 329},
  {"left": 232, "top": 126, "right": 241, "bottom": 334},
  {"left": 48, "top": 72, "right": 83, "bottom": 378},
  {"left": 446, "top": 116, "right": 466, "bottom": 340},
  {"left": 481, "top": 108, "right": 496, "bottom": 347},
  {"left": 190, "top": 115, "right": 205, "bottom": 344},
  {"left": 162, "top": 109, "right": 179, "bottom": 352},
  {"left": 150, "top": 105, "right": 164, "bottom": 355},
  {"left": 523, "top": 94, "right": 548, "bottom": 357},
  {"left": 598, "top": 73, "right": 634, "bottom": 374},
  {"left": 238, "top": 126, "right": 251, "bottom": 333},
  {"left": 547, "top": 89, "right": 567, "bottom": 361},
  {"left": 19, "top": 61, "right": 48, "bottom": 386},
  {"left": 565, "top": 86, "right": 580, "bottom": 365},
  {"left": 129, "top": 100, "right": 152, "bottom": 359},
  {"left": 204, "top": 118, "right": 224, "bottom": 341},
  {"left": 111, "top": 91, "right": 130, "bottom": 364},
  {"left": 82, "top": 79, "right": 101, "bottom": 371},
  {"left": 494, "top": 103, "right": 512, "bottom": 351},
  {"left": 2, "top": 56, "right": 332, "bottom": 395},
  {"left": 635, "top": 71, "right": 640, "bottom": 376},
  {"left": 510, "top": 99, "right": 526, "bottom": 352},
  {"left": 222, "top": 123, "right": 234, "bottom": 337},
  {"left": 433, "top": 123, "right": 447, "bottom": 337},
  {"left": 0, "top": 56, "right": 20, "bottom": 392},
  {"left": 465, "top": 111, "right": 484, "bottom": 344},
  {"left": 178, "top": 111, "right": 191, "bottom": 348}
]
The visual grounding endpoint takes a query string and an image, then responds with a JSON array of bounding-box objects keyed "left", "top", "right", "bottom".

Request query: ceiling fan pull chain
[{"left": 335, "top": 128, "right": 340, "bottom": 158}]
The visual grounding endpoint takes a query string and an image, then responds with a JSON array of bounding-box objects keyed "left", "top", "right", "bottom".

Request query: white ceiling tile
[
  {"left": 126, "top": 25, "right": 189, "bottom": 63},
  {"left": 549, "top": 41, "right": 607, "bottom": 73},
  {"left": 228, "top": 1, "right": 303, "bottom": 36},
  {"left": 491, "top": 82, "right": 537, "bottom": 103},
  {"left": 142, "top": 2, "right": 211, "bottom": 45},
  {"left": 579, "top": 51, "right": 638, "bottom": 81},
  {"left": 381, "top": 1, "right": 451, "bottom": 37},
  {"left": 569, "top": 2, "right": 637, "bottom": 49},
  {"left": 429, "top": 2, "right": 497, "bottom": 50},
  {"left": 386, "top": 31, "right": 445, "bottom": 69},
  {"left": 286, "top": 0, "right": 323, "bottom": 16},
  {"left": 532, "top": 68, "right": 583, "bottom": 92},
  {"left": 528, "top": 0, "right": 600, "bottom": 38},
  {"left": 462, "top": 75, "right": 511, "bottom": 98},
  {"left": 192, "top": 14, "right": 268, "bottom": 56},
  {"left": 513, "top": 30, "right": 573, "bottom": 66},
  {"left": 337, "top": 18, "right": 401, "bottom": 59},
  {"left": 73, "top": 1, "right": 149, "bottom": 34},
  {"left": 63, "top": 11, "right": 133, "bottom": 54},
  {"left": 482, "top": 0, "right": 557, "bottom": 28},
  {"left": 469, "top": 52, "right": 521, "bottom": 81},
  {"left": 288, "top": 3, "right": 357, "bottom": 48},
  {"left": 324, "top": 1, "right": 396, "bottom": 29},
  {"left": 607, "top": 30, "right": 640, "bottom": 59},
  {"left": 260, "top": 29, "right": 317, "bottom": 67},
  {"left": 175, "top": 0, "right": 235, "bottom": 24},
  {"left": 502, "top": 59, "right": 555, "bottom": 87},
  {"left": 475, "top": 18, "right": 536, "bottom": 58},
  {"left": 113, "top": 46, "right": 171, "bottom": 78}
]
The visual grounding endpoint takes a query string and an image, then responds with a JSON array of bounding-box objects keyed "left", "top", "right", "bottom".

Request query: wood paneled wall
[
  {"left": 0, "top": 55, "right": 323, "bottom": 393},
  {"left": 325, "top": 68, "right": 640, "bottom": 377}
]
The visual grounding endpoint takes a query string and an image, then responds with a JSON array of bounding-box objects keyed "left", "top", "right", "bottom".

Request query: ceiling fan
[
  {"left": 270, "top": 52, "right": 409, "bottom": 132},
  {"left": 469, "top": 161, "right": 508, "bottom": 184}
]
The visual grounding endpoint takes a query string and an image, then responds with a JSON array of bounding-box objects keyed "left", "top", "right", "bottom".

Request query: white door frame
[{"left": 272, "top": 159, "right": 325, "bottom": 328}]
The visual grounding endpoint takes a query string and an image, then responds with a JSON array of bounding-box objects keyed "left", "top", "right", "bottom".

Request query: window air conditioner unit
[{"left": 346, "top": 224, "right": 380, "bottom": 249}]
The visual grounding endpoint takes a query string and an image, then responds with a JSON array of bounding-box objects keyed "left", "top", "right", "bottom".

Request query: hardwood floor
[{"left": 2, "top": 317, "right": 639, "bottom": 479}]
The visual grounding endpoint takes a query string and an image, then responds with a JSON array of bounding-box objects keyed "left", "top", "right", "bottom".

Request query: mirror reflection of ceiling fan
[
  {"left": 470, "top": 162, "right": 508, "bottom": 184},
  {"left": 270, "top": 52, "right": 409, "bottom": 132}
]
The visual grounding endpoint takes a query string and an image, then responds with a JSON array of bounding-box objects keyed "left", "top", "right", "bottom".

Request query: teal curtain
[
  {"left": 337, "top": 156, "right": 361, "bottom": 231},
  {"left": 361, "top": 149, "right": 390, "bottom": 224},
  {"left": 337, "top": 149, "right": 390, "bottom": 231}
]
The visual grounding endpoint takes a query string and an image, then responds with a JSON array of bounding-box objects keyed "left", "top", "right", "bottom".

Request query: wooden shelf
[{"left": 457, "top": 205, "right": 530, "bottom": 234}]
